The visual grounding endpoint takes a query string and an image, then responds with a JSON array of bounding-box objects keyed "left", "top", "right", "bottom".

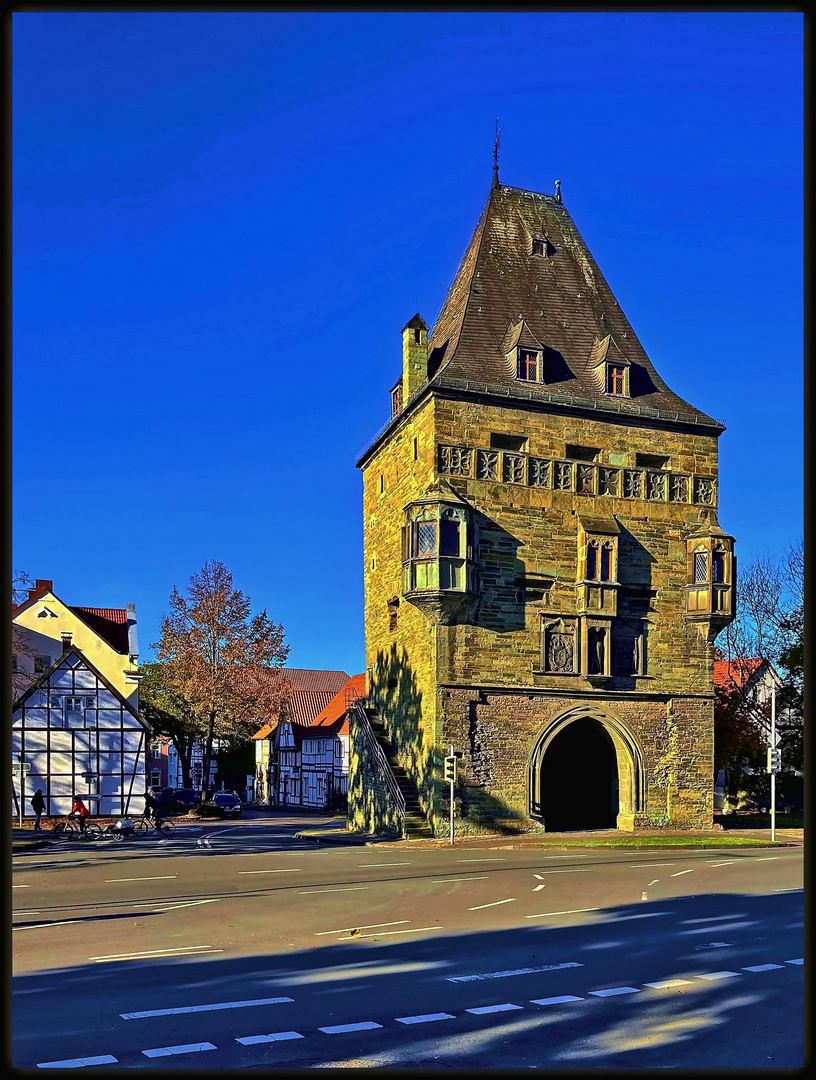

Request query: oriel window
[
  {"left": 415, "top": 521, "right": 437, "bottom": 557},
  {"left": 694, "top": 548, "right": 708, "bottom": 583}
]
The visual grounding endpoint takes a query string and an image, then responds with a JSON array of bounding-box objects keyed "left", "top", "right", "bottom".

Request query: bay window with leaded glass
[{"left": 402, "top": 494, "right": 478, "bottom": 623}]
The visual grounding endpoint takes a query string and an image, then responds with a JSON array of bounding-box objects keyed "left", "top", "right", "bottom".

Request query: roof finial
[
  {"left": 554, "top": 179, "right": 562, "bottom": 204},
  {"left": 492, "top": 118, "right": 500, "bottom": 188}
]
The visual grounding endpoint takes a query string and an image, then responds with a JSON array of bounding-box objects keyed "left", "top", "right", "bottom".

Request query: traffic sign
[{"left": 12, "top": 762, "right": 31, "bottom": 773}]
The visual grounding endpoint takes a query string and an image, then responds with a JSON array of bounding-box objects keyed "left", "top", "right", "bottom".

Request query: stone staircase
[{"left": 367, "top": 709, "right": 435, "bottom": 840}]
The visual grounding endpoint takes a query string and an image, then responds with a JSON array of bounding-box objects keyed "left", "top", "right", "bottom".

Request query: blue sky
[{"left": 13, "top": 11, "right": 803, "bottom": 676}]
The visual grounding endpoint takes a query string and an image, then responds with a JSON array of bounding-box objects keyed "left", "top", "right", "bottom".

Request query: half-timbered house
[{"left": 11, "top": 646, "right": 151, "bottom": 819}]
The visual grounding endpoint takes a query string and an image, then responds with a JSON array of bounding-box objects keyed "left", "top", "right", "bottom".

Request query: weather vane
[{"left": 492, "top": 118, "right": 500, "bottom": 188}]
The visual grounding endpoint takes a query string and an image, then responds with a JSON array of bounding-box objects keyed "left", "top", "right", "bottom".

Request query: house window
[
  {"left": 391, "top": 385, "right": 403, "bottom": 417},
  {"left": 403, "top": 502, "right": 475, "bottom": 597},
  {"left": 694, "top": 548, "right": 708, "bottom": 583},
  {"left": 532, "top": 238, "right": 545, "bottom": 256},
  {"left": 517, "top": 349, "right": 539, "bottom": 381},
  {"left": 586, "top": 540, "right": 613, "bottom": 582},
  {"left": 415, "top": 521, "right": 437, "bottom": 557},
  {"left": 151, "top": 769, "right": 161, "bottom": 787},
  {"left": 608, "top": 365, "right": 626, "bottom": 395},
  {"left": 712, "top": 548, "right": 725, "bottom": 583},
  {"left": 64, "top": 696, "right": 87, "bottom": 726}
]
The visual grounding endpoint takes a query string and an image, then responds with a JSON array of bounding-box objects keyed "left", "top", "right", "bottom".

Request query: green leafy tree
[{"left": 152, "top": 560, "right": 290, "bottom": 801}]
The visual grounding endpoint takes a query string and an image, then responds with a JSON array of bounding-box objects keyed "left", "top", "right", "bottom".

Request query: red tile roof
[
  {"left": 281, "top": 669, "right": 350, "bottom": 692},
  {"left": 70, "top": 606, "right": 130, "bottom": 654},
  {"left": 251, "top": 668, "right": 351, "bottom": 739},
  {"left": 305, "top": 673, "right": 366, "bottom": 736},
  {"left": 714, "top": 658, "right": 764, "bottom": 691}
]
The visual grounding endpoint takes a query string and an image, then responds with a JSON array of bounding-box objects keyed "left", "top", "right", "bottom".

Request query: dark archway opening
[{"left": 539, "top": 718, "right": 619, "bottom": 831}]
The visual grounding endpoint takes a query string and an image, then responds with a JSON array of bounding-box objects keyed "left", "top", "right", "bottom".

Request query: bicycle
[
  {"left": 52, "top": 816, "right": 102, "bottom": 841},
  {"left": 133, "top": 815, "right": 176, "bottom": 837}
]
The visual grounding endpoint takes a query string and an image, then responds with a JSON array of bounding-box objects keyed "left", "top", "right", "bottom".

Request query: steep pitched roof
[
  {"left": 714, "top": 657, "right": 765, "bottom": 692},
  {"left": 251, "top": 668, "right": 350, "bottom": 739},
  {"left": 307, "top": 672, "right": 366, "bottom": 735},
  {"left": 69, "top": 607, "right": 130, "bottom": 654},
  {"left": 425, "top": 183, "right": 722, "bottom": 430}
]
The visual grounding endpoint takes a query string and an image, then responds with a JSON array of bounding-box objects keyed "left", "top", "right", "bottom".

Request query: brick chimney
[{"left": 29, "top": 579, "right": 53, "bottom": 600}]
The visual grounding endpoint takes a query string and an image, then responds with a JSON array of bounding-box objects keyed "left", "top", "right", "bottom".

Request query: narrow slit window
[
  {"left": 600, "top": 543, "right": 612, "bottom": 581},
  {"left": 586, "top": 543, "right": 598, "bottom": 580},
  {"left": 712, "top": 549, "right": 725, "bottom": 583},
  {"left": 439, "top": 520, "right": 460, "bottom": 556}
]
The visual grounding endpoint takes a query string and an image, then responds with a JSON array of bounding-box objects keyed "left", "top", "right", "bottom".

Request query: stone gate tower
[{"left": 355, "top": 176, "right": 735, "bottom": 835}]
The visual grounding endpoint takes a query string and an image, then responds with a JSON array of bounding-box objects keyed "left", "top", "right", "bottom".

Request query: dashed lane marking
[
  {"left": 465, "top": 1003, "right": 523, "bottom": 1014},
  {"left": 630, "top": 863, "right": 675, "bottom": 868},
  {"left": 314, "top": 921, "right": 409, "bottom": 936},
  {"left": 142, "top": 1042, "right": 216, "bottom": 1058},
  {"left": 235, "top": 1032, "right": 303, "bottom": 1045},
  {"left": 535, "top": 869, "right": 591, "bottom": 875},
  {"left": 12, "top": 884, "right": 31, "bottom": 888},
  {"left": 89, "top": 945, "right": 219, "bottom": 962},
  {"left": 238, "top": 869, "right": 301, "bottom": 875},
  {"left": 337, "top": 926, "right": 439, "bottom": 940},
  {"left": 670, "top": 869, "right": 694, "bottom": 877},
  {"left": 786, "top": 958, "right": 804, "bottom": 965},
  {"left": 432, "top": 876, "right": 489, "bottom": 883},
  {"left": 468, "top": 898, "right": 517, "bottom": 910},
  {"left": 319, "top": 1022, "right": 382, "bottom": 1034},
  {"left": 357, "top": 862, "right": 412, "bottom": 867},
  {"left": 707, "top": 861, "right": 738, "bottom": 867},
  {"left": 457, "top": 858, "right": 506, "bottom": 862},
  {"left": 36, "top": 1055, "right": 118, "bottom": 1068},
  {"left": 643, "top": 979, "right": 694, "bottom": 989},
  {"left": 530, "top": 995, "right": 584, "bottom": 1005},
  {"left": 695, "top": 971, "right": 741, "bottom": 980},
  {"left": 448, "top": 962, "right": 583, "bottom": 983},
  {"left": 743, "top": 964, "right": 784, "bottom": 972},
  {"left": 396, "top": 1013, "right": 455, "bottom": 1024},
  {"left": 14, "top": 919, "right": 83, "bottom": 931},
  {"left": 104, "top": 875, "right": 178, "bottom": 883},
  {"left": 525, "top": 908, "right": 600, "bottom": 919},
  {"left": 121, "top": 996, "right": 293, "bottom": 1019},
  {"left": 589, "top": 986, "right": 641, "bottom": 997}
]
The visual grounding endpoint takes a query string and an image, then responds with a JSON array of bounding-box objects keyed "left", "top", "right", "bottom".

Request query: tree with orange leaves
[{"left": 152, "top": 560, "right": 290, "bottom": 801}]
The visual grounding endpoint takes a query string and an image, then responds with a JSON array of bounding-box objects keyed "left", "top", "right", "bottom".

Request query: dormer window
[
  {"left": 391, "top": 383, "right": 403, "bottom": 417},
  {"left": 532, "top": 238, "right": 545, "bottom": 256},
  {"left": 608, "top": 364, "right": 626, "bottom": 396},
  {"left": 517, "top": 349, "right": 539, "bottom": 381}
]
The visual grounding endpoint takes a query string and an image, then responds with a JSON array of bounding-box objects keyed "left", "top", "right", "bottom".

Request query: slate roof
[{"left": 359, "top": 180, "right": 724, "bottom": 467}]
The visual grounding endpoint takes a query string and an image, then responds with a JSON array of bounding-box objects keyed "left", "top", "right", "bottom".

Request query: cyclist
[
  {"left": 144, "top": 789, "right": 164, "bottom": 831},
  {"left": 69, "top": 795, "right": 91, "bottom": 835}
]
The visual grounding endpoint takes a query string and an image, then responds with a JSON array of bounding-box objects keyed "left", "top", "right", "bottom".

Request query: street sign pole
[
  {"left": 449, "top": 744, "right": 455, "bottom": 846},
  {"left": 770, "top": 684, "right": 776, "bottom": 843},
  {"left": 12, "top": 761, "right": 31, "bottom": 827}
]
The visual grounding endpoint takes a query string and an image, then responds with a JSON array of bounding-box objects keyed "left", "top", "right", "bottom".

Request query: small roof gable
[
  {"left": 70, "top": 606, "right": 131, "bottom": 654},
  {"left": 12, "top": 645, "right": 150, "bottom": 730},
  {"left": 714, "top": 657, "right": 777, "bottom": 692},
  {"left": 310, "top": 673, "right": 365, "bottom": 730}
]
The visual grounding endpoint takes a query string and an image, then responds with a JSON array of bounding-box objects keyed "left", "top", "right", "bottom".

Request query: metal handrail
[{"left": 348, "top": 696, "right": 406, "bottom": 829}]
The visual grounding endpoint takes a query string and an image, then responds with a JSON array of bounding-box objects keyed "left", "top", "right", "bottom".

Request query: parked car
[
  {"left": 211, "top": 791, "right": 242, "bottom": 817},
  {"left": 165, "top": 788, "right": 202, "bottom": 811}
]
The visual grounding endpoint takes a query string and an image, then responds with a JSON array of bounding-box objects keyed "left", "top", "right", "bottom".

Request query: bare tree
[
  {"left": 152, "top": 560, "right": 290, "bottom": 801},
  {"left": 11, "top": 570, "right": 37, "bottom": 700}
]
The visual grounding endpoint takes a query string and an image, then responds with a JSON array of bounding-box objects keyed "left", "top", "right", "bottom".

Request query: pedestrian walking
[{"left": 30, "top": 789, "right": 45, "bottom": 831}]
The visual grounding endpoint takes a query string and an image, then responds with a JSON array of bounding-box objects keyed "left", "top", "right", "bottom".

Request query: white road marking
[
  {"left": 695, "top": 971, "right": 741, "bottom": 980},
  {"left": 680, "top": 915, "right": 746, "bottom": 924},
  {"left": 152, "top": 899, "right": 221, "bottom": 913},
  {"left": 238, "top": 869, "right": 301, "bottom": 875},
  {"left": 743, "top": 964, "right": 784, "bottom": 972},
  {"left": 647, "top": 879, "right": 659, "bottom": 886},
  {"left": 337, "top": 926, "right": 439, "bottom": 940},
  {"left": 694, "top": 942, "right": 734, "bottom": 950},
  {"left": 458, "top": 858, "right": 506, "bottom": 862},
  {"left": 13, "top": 911, "right": 40, "bottom": 915},
  {"left": 589, "top": 986, "right": 641, "bottom": 997},
  {"left": 37, "top": 1055, "right": 118, "bottom": 1068},
  {"left": 530, "top": 995, "right": 583, "bottom": 1005},
  {"left": 630, "top": 863, "right": 675, "bottom": 868},
  {"left": 320, "top": 1022, "right": 382, "bottom": 1033},
  {"left": 299, "top": 887, "right": 370, "bottom": 894},
  {"left": 670, "top": 869, "right": 694, "bottom": 877},
  {"left": 643, "top": 979, "right": 694, "bottom": 989},
  {"left": 679, "top": 922, "right": 756, "bottom": 935},
  {"left": 12, "top": 884, "right": 31, "bottom": 888},
  {"left": 535, "top": 869, "right": 591, "bottom": 875},
  {"left": 314, "top": 921, "right": 409, "bottom": 936},
  {"left": 774, "top": 888, "right": 803, "bottom": 893},
  {"left": 14, "top": 920, "right": 83, "bottom": 931},
  {"left": 526, "top": 908, "right": 600, "bottom": 919},
  {"left": 786, "top": 958, "right": 804, "bottom": 965},
  {"left": 468, "top": 898, "right": 517, "bottom": 910},
  {"left": 89, "top": 945, "right": 217, "bottom": 961},
  {"left": 465, "top": 1003, "right": 523, "bottom": 1014},
  {"left": 533, "top": 884, "right": 546, "bottom": 892},
  {"left": 142, "top": 1042, "right": 216, "bottom": 1057},
  {"left": 357, "top": 862, "right": 412, "bottom": 867},
  {"left": 448, "top": 962, "right": 582, "bottom": 983},
  {"left": 432, "top": 876, "right": 489, "bottom": 883},
  {"left": 236, "top": 1032, "right": 303, "bottom": 1045},
  {"left": 753, "top": 857, "right": 779, "bottom": 861},
  {"left": 104, "top": 875, "right": 178, "bottom": 883},
  {"left": 396, "top": 1012, "right": 455, "bottom": 1024},
  {"left": 707, "top": 861, "right": 737, "bottom": 867},
  {"left": 121, "top": 996, "right": 293, "bottom": 1019},
  {"left": 538, "top": 855, "right": 590, "bottom": 860}
]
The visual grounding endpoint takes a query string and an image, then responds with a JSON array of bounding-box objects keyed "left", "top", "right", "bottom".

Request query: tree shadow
[{"left": 471, "top": 508, "right": 526, "bottom": 633}]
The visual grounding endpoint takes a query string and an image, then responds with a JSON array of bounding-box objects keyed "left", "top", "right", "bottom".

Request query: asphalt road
[{"left": 12, "top": 815, "right": 804, "bottom": 1069}]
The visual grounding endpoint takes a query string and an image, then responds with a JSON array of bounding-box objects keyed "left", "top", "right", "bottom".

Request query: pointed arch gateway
[{"left": 528, "top": 705, "right": 646, "bottom": 832}]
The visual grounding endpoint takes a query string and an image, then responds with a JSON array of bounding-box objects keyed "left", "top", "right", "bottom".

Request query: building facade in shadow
[{"left": 354, "top": 174, "right": 736, "bottom": 836}]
